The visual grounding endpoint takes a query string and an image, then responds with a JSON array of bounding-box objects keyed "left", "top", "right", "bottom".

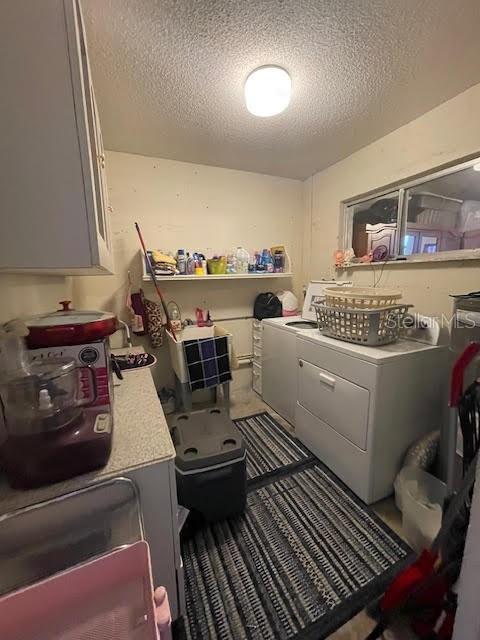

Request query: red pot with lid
[{"left": 25, "top": 301, "right": 118, "bottom": 348}]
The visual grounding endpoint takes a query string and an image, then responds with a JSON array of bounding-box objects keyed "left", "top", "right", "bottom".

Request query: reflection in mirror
[
  {"left": 348, "top": 192, "right": 399, "bottom": 260},
  {"left": 402, "top": 165, "right": 480, "bottom": 256}
]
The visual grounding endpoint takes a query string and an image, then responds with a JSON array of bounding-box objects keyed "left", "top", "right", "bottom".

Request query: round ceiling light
[{"left": 244, "top": 66, "right": 291, "bottom": 117}]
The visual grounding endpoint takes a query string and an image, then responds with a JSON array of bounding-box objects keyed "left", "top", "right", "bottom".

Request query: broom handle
[{"left": 134, "top": 222, "right": 177, "bottom": 341}]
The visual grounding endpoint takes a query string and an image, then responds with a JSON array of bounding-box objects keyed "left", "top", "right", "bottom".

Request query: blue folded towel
[{"left": 182, "top": 336, "right": 232, "bottom": 391}]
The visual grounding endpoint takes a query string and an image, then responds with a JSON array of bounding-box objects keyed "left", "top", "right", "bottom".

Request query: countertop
[{"left": 0, "top": 349, "right": 176, "bottom": 515}]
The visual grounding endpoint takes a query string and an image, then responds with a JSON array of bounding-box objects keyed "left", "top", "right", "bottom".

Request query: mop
[{"left": 134, "top": 222, "right": 177, "bottom": 341}]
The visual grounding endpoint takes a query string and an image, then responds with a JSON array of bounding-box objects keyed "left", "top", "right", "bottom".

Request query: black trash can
[{"left": 171, "top": 408, "right": 247, "bottom": 522}]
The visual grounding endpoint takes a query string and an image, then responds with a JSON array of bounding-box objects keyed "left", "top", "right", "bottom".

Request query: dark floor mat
[
  {"left": 234, "top": 412, "right": 315, "bottom": 487},
  {"left": 176, "top": 462, "right": 412, "bottom": 640}
]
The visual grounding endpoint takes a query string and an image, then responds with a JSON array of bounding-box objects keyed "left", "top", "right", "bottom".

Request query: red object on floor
[
  {"left": 380, "top": 550, "right": 438, "bottom": 612},
  {"left": 378, "top": 550, "right": 452, "bottom": 639}
]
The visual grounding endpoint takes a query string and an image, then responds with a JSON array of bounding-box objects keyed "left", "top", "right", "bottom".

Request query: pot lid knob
[{"left": 59, "top": 300, "right": 73, "bottom": 311}]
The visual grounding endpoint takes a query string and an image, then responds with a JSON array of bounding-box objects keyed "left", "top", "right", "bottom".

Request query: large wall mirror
[{"left": 343, "top": 157, "right": 480, "bottom": 264}]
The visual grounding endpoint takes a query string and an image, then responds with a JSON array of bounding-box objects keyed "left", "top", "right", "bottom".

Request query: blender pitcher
[{"left": 0, "top": 358, "right": 98, "bottom": 436}]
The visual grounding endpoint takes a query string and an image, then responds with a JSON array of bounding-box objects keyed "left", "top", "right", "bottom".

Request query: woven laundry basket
[
  {"left": 324, "top": 287, "right": 402, "bottom": 309},
  {"left": 314, "top": 303, "right": 412, "bottom": 346}
]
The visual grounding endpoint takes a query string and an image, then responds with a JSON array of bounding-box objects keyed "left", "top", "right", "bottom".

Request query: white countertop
[{"left": 0, "top": 349, "right": 175, "bottom": 515}]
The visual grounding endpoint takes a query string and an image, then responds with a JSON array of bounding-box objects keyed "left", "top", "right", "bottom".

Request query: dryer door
[{"left": 298, "top": 359, "right": 370, "bottom": 450}]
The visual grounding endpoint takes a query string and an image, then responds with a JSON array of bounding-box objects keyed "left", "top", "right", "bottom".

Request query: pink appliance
[
  {"left": 0, "top": 481, "right": 172, "bottom": 640},
  {"left": 0, "top": 542, "right": 161, "bottom": 640}
]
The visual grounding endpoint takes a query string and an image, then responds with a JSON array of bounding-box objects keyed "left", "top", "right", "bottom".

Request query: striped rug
[
  {"left": 177, "top": 462, "right": 411, "bottom": 640},
  {"left": 233, "top": 412, "right": 315, "bottom": 486}
]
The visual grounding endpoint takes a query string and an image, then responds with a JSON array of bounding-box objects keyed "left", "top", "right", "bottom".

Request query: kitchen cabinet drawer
[
  {"left": 252, "top": 362, "right": 262, "bottom": 394},
  {"left": 298, "top": 359, "right": 370, "bottom": 450},
  {"left": 0, "top": 0, "right": 113, "bottom": 274}
]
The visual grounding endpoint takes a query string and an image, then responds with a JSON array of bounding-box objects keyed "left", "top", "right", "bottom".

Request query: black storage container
[{"left": 171, "top": 408, "right": 247, "bottom": 522}]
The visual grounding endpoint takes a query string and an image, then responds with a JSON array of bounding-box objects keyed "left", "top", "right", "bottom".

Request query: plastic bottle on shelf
[
  {"left": 186, "top": 252, "right": 195, "bottom": 275},
  {"left": 177, "top": 249, "right": 186, "bottom": 275},
  {"left": 167, "top": 301, "right": 182, "bottom": 333},
  {"left": 235, "top": 247, "right": 249, "bottom": 273},
  {"left": 261, "top": 249, "right": 274, "bottom": 273},
  {"left": 248, "top": 255, "right": 256, "bottom": 273},
  {"left": 255, "top": 250, "right": 264, "bottom": 272},
  {"left": 273, "top": 249, "right": 285, "bottom": 272},
  {"left": 226, "top": 253, "right": 236, "bottom": 273}
]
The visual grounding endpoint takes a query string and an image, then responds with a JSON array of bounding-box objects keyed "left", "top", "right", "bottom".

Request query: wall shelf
[{"left": 142, "top": 272, "right": 293, "bottom": 282}]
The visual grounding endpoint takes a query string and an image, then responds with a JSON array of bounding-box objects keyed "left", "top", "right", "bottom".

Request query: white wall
[
  {"left": 73, "top": 151, "right": 304, "bottom": 389},
  {"left": 4, "top": 82, "right": 480, "bottom": 373},
  {"left": 304, "top": 82, "right": 480, "bottom": 319},
  {"left": 0, "top": 275, "right": 71, "bottom": 325}
]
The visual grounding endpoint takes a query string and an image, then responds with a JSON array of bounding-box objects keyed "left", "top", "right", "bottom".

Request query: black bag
[{"left": 253, "top": 292, "right": 282, "bottom": 320}]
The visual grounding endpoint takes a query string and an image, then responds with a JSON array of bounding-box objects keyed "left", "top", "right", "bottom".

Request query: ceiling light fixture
[
  {"left": 244, "top": 66, "right": 291, "bottom": 117},
  {"left": 473, "top": 162, "right": 480, "bottom": 172}
]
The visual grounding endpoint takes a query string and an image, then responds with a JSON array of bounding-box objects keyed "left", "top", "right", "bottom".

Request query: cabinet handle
[{"left": 319, "top": 372, "right": 336, "bottom": 388}]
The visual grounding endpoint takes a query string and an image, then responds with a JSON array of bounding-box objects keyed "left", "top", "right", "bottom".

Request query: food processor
[
  {"left": 1, "top": 359, "right": 96, "bottom": 435},
  {"left": 0, "top": 304, "right": 116, "bottom": 489},
  {"left": 0, "top": 357, "right": 112, "bottom": 488}
]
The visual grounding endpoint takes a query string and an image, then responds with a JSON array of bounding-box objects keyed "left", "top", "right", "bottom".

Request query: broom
[{"left": 134, "top": 222, "right": 177, "bottom": 341}]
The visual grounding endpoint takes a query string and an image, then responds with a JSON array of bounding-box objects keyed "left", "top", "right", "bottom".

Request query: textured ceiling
[{"left": 82, "top": 0, "right": 480, "bottom": 179}]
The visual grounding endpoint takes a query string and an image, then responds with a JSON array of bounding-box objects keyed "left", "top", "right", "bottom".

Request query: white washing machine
[
  {"left": 262, "top": 317, "right": 317, "bottom": 424},
  {"left": 262, "top": 281, "right": 350, "bottom": 425},
  {"left": 295, "top": 330, "right": 450, "bottom": 504}
]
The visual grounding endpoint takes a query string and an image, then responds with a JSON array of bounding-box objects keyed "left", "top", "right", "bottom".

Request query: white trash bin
[{"left": 397, "top": 466, "right": 446, "bottom": 552}]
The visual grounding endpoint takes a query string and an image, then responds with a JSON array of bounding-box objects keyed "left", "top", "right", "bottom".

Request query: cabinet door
[
  {"left": 92, "top": 92, "right": 110, "bottom": 250},
  {"left": 0, "top": 0, "right": 93, "bottom": 271},
  {"left": 0, "top": 0, "right": 113, "bottom": 274},
  {"left": 70, "top": 0, "right": 113, "bottom": 271},
  {"left": 366, "top": 223, "right": 397, "bottom": 257}
]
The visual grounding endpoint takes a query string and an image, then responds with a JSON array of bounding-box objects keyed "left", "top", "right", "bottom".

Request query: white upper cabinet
[{"left": 0, "top": 0, "right": 113, "bottom": 274}]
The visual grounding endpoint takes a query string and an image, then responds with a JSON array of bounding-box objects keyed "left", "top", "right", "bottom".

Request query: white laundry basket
[{"left": 324, "top": 287, "right": 403, "bottom": 309}]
